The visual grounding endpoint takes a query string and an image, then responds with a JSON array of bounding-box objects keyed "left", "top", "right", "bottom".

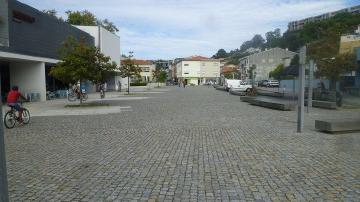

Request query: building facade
[
  {"left": 75, "top": 25, "right": 122, "bottom": 91},
  {"left": 288, "top": 5, "right": 360, "bottom": 31},
  {"left": 0, "top": 0, "right": 94, "bottom": 101},
  {"left": 132, "top": 60, "right": 156, "bottom": 82},
  {"left": 339, "top": 27, "right": 360, "bottom": 88},
  {"left": 239, "top": 48, "right": 297, "bottom": 81},
  {"left": 176, "top": 56, "right": 220, "bottom": 85}
]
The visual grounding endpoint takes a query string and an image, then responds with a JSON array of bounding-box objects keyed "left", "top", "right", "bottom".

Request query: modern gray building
[
  {"left": 0, "top": 0, "right": 94, "bottom": 101},
  {"left": 239, "top": 47, "right": 297, "bottom": 81},
  {"left": 288, "top": 5, "right": 360, "bottom": 31}
]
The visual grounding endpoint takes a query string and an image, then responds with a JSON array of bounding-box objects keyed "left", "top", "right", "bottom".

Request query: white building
[
  {"left": 239, "top": 48, "right": 297, "bottom": 81},
  {"left": 176, "top": 56, "right": 220, "bottom": 85},
  {"left": 132, "top": 60, "right": 156, "bottom": 82},
  {"left": 75, "top": 25, "right": 123, "bottom": 91},
  {"left": 288, "top": 5, "right": 360, "bottom": 31}
]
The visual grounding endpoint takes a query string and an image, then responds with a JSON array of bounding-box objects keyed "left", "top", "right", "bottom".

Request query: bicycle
[
  {"left": 4, "top": 102, "right": 30, "bottom": 129},
  {"left": 67, "top": 89, "right": 88, "bottom": 102}
]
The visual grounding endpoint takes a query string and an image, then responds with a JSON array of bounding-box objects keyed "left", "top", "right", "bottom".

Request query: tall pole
[
  {"left": 0, "top": 75, "right": 9, "bottom": 202},
  {"left": 298, "top": 46, "right": 306, "bottom": 133},
  {"left": 307, "top": 60, "right": 314, "bottom": 112}
]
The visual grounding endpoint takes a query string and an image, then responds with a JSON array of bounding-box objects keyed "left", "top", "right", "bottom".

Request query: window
[
  {"left": 184, "top": 64, "right": 189, "bottom": 66},
  {"left": 142, "top": 67, "right": 150, "bottom": 72}
]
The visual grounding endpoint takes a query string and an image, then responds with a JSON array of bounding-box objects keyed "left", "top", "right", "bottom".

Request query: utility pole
[
  {"left": 0, "top": 75, "right": 9, "bottom": 202},
  {"left": 307, "top": 60, "right": 314, "bottom": 112},
  {"left": 298, "top": 46, "right": 306, "bottom": 133}
]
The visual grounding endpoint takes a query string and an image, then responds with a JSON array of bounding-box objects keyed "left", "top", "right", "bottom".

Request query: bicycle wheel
[
  {"left": 81, "top": 93, "right": 88, "bottom": 102},
  {"left": 22, "top": 109, "right": 31, "bottom": 124},
  {"left": 68, "top": 92, "right": 77, "bottom": 102},
  {"left": 4, "top": 111, "right": 16, "bottom": 129}
]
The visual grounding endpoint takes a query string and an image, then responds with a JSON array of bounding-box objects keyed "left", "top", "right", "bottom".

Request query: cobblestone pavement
[{"left": 5, "top": 86, "right": 360, "bottom": 201}]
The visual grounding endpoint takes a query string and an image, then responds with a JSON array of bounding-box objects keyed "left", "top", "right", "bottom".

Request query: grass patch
[{"left": 65, "top": 102, "right": 110, "bottom": 108}]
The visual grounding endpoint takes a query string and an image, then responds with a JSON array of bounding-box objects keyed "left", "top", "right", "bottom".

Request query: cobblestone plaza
[{"left": 5, "top": 87, "right": 360, "bottom": 201}]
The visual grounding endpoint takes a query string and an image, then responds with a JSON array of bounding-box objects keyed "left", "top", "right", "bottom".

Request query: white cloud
[{"left": 20, "top": 0, "right": 354, "bottom": 59}]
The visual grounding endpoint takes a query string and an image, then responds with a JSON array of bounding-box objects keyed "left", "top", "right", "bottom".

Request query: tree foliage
[
  {"left": 66, "top": 10, "right": 97, "bottom": 26},
  {"left": 119, "top": 55, "right": 142, "bottom": 80},
  {"left": 65, "top": 10, "right": 118, "bottom": 33},
  {"left": 152, "top": 67, "right": 167, "bottom": 83},
  {"left": 50, "top": 37, "right": 118, "bottom": 85},
  {"left": 212, "top": 49, "right": 228, "bottom": 59},
  {"left": 216, "top": 13, "right": 360, "bottom": 60},
  {"left": 269, "top": 64, "right": 285, "bottom": 80}
]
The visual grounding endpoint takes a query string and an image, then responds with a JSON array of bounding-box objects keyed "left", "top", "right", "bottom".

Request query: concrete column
[{"left": 10, "top": 61, "right": 46, "bottom": 101}]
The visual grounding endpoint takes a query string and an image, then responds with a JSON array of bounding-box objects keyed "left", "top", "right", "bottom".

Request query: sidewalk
[{"left": 1, "top": 91, "right": 154, "bottom": 117}]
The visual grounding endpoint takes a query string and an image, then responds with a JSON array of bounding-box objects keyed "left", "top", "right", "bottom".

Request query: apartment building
[
  {"left": 288, "top": 5, "right": 360, "bottom": 31},
  {"left": 132, "top": 60, "right": 156, "bottom": 82},
  {"left": 176, "top": 56, "right": 220, "bottom": 85},
  {"left": 238, "top": 48, "right": 297, "bottom": 81}
]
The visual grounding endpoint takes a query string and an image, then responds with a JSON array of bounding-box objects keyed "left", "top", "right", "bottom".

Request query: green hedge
[{"left": 130, "top": 82, "right": 147, "bottom": 86}]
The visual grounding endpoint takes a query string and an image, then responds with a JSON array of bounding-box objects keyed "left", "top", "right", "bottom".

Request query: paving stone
[{"left": 4, "top": 86, "right": 360, "bottom": 201}]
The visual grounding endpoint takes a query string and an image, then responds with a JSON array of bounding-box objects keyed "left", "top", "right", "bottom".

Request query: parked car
[
  {"left": 267, "top": 80, "right": 279, "bottom": 87},
  {"left": 224, "top": 79, "right": 242, "bottom": 91},
  {"left": 229, "top": 81, "right": 253, "bottom": 92},
  {"left": 258, "top": 80, "right": 269, "bottom": 87}
]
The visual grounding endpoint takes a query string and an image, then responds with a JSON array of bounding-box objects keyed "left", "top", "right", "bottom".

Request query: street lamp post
[{"left": 0, "top": 75, "right": 9, "bottom": 202}]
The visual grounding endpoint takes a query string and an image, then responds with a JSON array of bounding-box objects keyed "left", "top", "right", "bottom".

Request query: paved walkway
[{"left": 5, "top": 86, "right": 360, "bottom": 201}]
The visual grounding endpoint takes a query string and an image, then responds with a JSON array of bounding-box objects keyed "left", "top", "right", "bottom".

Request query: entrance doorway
[{"left": 0, "top": 61, "right": 10, "bottom": 102}]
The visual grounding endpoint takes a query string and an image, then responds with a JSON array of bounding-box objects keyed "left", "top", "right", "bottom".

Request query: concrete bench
[
  {"left": 315, "top": 119, "right": 360, "bottom": 133},
  {"left": 240, "top": 96, "right": 255, "bottom": 102},
  {"left": 305, "top": 100, "right": 337, "bottom": 109},
  {"left": 249, "top": 99, "right": 295, "bottom": 111}
]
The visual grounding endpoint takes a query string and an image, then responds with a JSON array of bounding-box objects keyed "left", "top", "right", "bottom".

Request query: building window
[
  {"left": 142, "top": 67, "right": 150, "bottom": 72},
  {"left": 184, "top": 64, "right": 189, "bottom": 66}
]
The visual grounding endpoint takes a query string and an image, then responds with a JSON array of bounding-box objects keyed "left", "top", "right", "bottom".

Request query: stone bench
[
  {"left": 315, "top": 119, "right": 360, "bottom": 133},
  {"left": 249, "top": 99, "right": 295, "bottom": 111},
  {"left": 240, "top": 96, "right": 255, "bottom": 102},
  {"left": 305, "top": 100, "right": 337, "bottom": 109}
]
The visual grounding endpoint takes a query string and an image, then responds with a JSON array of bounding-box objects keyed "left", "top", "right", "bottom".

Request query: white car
[
  {"left": 224, "top": 79, "right": 242, "bottom": 91},
  {"left": 229, "top": 82, "right": 253, "bottom": 92}
]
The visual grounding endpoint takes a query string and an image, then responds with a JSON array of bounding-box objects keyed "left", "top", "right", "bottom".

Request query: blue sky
[{"left": 19, "top": 0, "right": 359, "bottom": 59}]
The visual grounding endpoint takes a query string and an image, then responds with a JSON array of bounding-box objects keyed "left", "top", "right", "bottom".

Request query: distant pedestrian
[
  {"left": 118, "top": 81, "right": 122, "bottom": 92},
  {"left": 183, "top": 80, "right": 186, "bottom": 88}
]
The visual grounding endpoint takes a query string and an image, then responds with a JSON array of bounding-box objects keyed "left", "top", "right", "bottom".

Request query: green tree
[
  {"left": 66, "top": 10, "right": 118, "bottom": 33},
  {"left": 265, "top": 28, "right": 281, "bottom": 48},
  {"left": 212, "top": 49, "right": 228, "bottom": 58},
  {"left": 98, "top": 19, "right": 119, "bottom": 33},
  {"left": 120, "top": 52, "right": 142, "bottom": 94},
  {"left": 308, "top": 35, "right": 357, "bottom": 90},
  {"left": 50, "top": 37, "right": 118, "bottom": 103},
  {"left": 269, "top": 64, "right": 285, "bottom": 80},
  {"left": 152, "top": 66, "right": 167, "bottom": 87},
  {"left": 66, "top": 10, "right": 97, "bottom": 26}
]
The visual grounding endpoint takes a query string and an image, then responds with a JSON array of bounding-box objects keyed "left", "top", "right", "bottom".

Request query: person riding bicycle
[{"left": 7, "top": 86, "right": 27, "bottom": 123}]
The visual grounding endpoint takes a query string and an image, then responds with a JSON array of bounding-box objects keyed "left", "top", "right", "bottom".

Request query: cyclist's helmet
[{"left": 12, "top": 86, "right": 19, "bottom": 91}]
